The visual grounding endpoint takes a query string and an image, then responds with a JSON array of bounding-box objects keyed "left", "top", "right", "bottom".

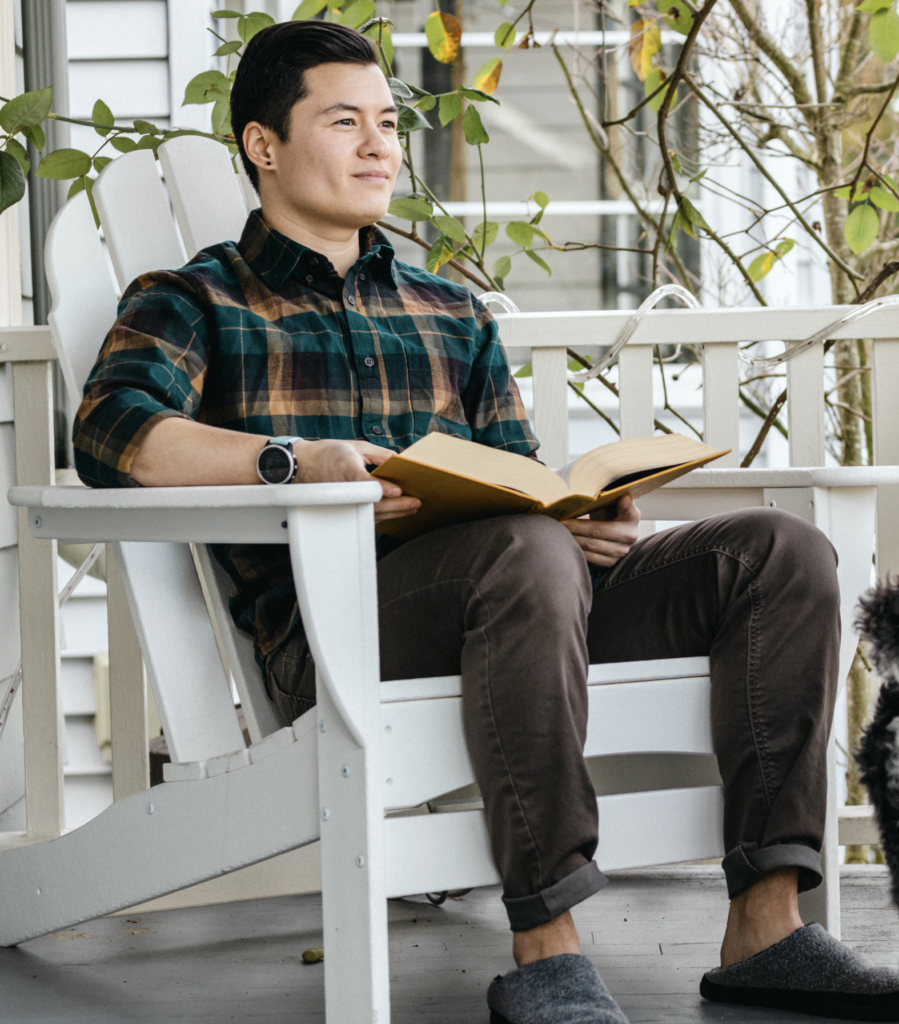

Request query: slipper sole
[
  {"left": 489, "top": 1012, "right": 512, "bottom": 1024},
  {"left": 701, "top": 975, "right": 899, "bottom": 1021}
]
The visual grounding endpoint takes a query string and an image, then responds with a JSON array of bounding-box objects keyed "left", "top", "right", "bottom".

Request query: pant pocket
[{"left": 266, "top": 639, "right": 317, "bottom": 726}]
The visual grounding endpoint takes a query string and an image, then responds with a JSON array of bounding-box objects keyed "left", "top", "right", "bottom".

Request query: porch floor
[{"left": 1, "top": 866, "right": 895, "bottom": 1023}]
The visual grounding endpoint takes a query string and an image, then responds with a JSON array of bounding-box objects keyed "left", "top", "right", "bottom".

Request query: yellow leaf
[
  {"left": 628, "top": 19, "right": 661, "bottom": 82},
  {"left": 425, "top": 11, "right": 462, "bottom": 65},
  {"left": 473, "top": 57, "right": 503, "bottom": 94}
]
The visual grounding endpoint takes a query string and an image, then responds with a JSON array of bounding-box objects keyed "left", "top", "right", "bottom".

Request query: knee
[
  {"left": 727, "top": 507, "right": 839, "bottom": 605},
  {"left": 481, "top": 515, "right": 591, "bottom": 613}
]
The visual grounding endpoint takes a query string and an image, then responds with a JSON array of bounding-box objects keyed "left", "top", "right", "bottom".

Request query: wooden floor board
[{"left": 0, "top": 867, "right": 896, "bottom": 1022}]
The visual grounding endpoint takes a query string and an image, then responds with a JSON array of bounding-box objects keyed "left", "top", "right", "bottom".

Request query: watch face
[{"left": 258, "top": 445, "right": 293, "bottom": 484}]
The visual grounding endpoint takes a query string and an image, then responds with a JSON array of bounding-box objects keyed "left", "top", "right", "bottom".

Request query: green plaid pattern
[{"left": 74, "top": 210, "right": 538, "bottom": 661}]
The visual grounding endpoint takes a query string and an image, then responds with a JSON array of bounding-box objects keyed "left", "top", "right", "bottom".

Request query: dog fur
[{"left": 856, "top": 579, "right": 899, "bottom": 908}]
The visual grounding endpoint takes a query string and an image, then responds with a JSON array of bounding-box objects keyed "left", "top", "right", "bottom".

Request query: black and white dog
[{"left": 856, "top": 579, "right": 899, "bottom": 907}]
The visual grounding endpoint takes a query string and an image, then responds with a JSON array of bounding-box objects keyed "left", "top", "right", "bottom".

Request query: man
[{"left": 73, "top": 20, "right": 899, "bottom": 1024}]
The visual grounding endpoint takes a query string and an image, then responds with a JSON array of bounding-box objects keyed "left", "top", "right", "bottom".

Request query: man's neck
[{"left": 260, "top": 203, "right": 362, "bottom": 279}]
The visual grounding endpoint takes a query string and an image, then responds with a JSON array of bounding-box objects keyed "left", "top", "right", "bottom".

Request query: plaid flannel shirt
[{"left": 74, "top": 210, "right": 538, "bottom": 663}]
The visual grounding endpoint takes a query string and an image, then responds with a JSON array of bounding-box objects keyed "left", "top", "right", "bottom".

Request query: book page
[
  {"left": 385, "top": 432, "right": 572, "bottom": 505},
  {"left": 562, "top": 434, "right": 725, "bottom": 496}
]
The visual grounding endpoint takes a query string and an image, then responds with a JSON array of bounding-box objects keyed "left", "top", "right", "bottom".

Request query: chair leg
[
  {"left": 798, "top": 728, "right": 841, "bottom": 939},
  {"left": 317, "top": 684, "right": 390, "bottom": 1023}
]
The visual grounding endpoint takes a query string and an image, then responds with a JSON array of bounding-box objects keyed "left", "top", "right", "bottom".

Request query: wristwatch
[{"left": 257, "top": 436, "right": 304, "bottom": 485}]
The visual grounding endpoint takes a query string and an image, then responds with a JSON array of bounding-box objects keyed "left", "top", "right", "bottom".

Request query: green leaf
[
  {"left": 748, "top": 252, "right": 775, "bottom": 282},
  {"left": 472, "top": 58, "right": 502, "bottom": 95},
  {"left": 214, "top": 40, "right": 243, "bottom": 56},
  {"left": 425, "top": 10, "right": 462, "bottom": 64},
  {"left": 238, "top": 11, "right": 275, "bottom": 42},
  {"left": 513, "top": 361, "right": 532, "bottom": 378},
  {"left": 211, "top": 8, "right": 242, "bottom": 16},
  {"left": 438, "top": 92, "right": 463, "bottom": 126},
  {"left": 431, "top": 214, "right": 467, "bottom": 242},
  {"left": 341, "top": 0, "right": 376, "bottom": 28},
  {"left": 388, "top": 77, "right": 414, "bottom": 99},
  {"left": 857, "top": 0, "right": 893, "bottom": 11},
  {"left": 493, "top": 258, "right": 514, "bottom": 282},
  {"left": 93, "top": 155, "right": 112, "bottom": 173},
  {"left": 0, "top": 149, "right": 25, "bottom": 214},
  {"left": 183, "top": 70, "right": 229, "bottom": 106},
  {"left": 870, "top": 7, "right": 899, "bottom": 63},
  {"left": 110, "top": 136, "right": 138, "bottom": 153},
  {"left": 0, "top": 87, "right": 52, "bottom": 137},
  {"left": 644, "top": 67, "right": 671, "bottom": 114},
  {"left": 845, "top": 202, "right": 880, "bottom": 253},
  {"left": 473, "top": 220, "right": 499, "bottom": 249},
  {"left": 457, "top": 86, "right": 500, "bottom": 105},
  {"left": 462, "top": 104, "right": 489, "bottom": 145},
  {"left": 495, "top": 22, "right": 516, "bottom": 49},
  {"left": 531, "top": 191, "right": 549, "bottom": 209},
  {"left": 869, "top": 185, "right": 899, "bottom": 210},
  {"left": 135, "top": 134, "right": 160, "bottom": 152},
  {"left": 92, "top": 99, "right": 114, "bottom": 137},
  {"left": 425, "top": 231, "right": 456, "bottom": 273},
  {"left": 628, "top": 19, "right": 661, "bottom": 81},
  {"left": 387, "top": 196, "right": 433, "bottom": 221},
  {"left": 292, "top": 0, "right": 328, "bottom": 16},
  {"left": 416, "top": 94, "right": 437, "bottom": 112},
  {"left": 774, "top": 238, "right": 795, "bottom": 258},
  {"left": 22, "top": 123, "right": 45, "bottom": 151},
  {"left": 133, "top": 119, "right": 160, "bottom": 136},
  {"left": 525, "top": 248, "right": 551, "bottom": 275},
  {"left": 212, "top": 98, "right": 232, "bottom": 136},
  {"left": 365, "top": 23, "right": 394, "bottom": 70},
  {"left": 35, "top": 147, "right": 92, "bottom": 180},
  {"left": 506, "top": 220, "right": 535, "bottom": 247},
  {"left": 679, "top": 197, "right": 709, "bottom": 232},
  {"left": 5, "top": 137, "right": 29, "bottom": 175},
  {"left": 657, "top": 0, "right": 693, "bottom": 34},
  {"left": 396, "top": 103, "right": 432, "bottom": 132}
]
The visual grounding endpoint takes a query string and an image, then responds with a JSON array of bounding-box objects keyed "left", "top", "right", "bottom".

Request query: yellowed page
[
  {"left": 383, "top": 432, "right": 572, "bottom": 505},
  {"left": 563, "top": 434, "right": 725, "bottom": 496}
]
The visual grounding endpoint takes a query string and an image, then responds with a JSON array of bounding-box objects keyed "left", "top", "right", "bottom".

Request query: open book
[{"left": 372, "top": 432, "right": 729, "bottom": 539}]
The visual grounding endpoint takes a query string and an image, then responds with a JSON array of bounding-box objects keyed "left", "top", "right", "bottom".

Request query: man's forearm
[{"left": 130, "top": 417, "right": 274, "bottom": 486}]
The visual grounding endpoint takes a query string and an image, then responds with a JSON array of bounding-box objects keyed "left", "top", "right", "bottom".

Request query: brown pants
[{"left": 266, "top": 509, "right": 840, "bottom": 931}]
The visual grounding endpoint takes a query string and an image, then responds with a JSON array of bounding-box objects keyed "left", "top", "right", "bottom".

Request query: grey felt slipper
[
  {"left": 701, "top": 922, "right": 899, "bottom": 1021},
  {"left": 487, "top": 952, "right": 629, "bottom": 1024}
]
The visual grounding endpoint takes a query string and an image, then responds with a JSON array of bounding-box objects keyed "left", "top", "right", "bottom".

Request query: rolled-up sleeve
[
  {"left": 73, "top": 274, "right": 209, "bottom": 488},
  {"left": 463, "top": 302, "right": 539, "bottom": 456}
]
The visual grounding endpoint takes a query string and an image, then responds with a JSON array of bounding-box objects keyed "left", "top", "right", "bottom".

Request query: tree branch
[
  {"left": 727, "top": 0, "right": 814, "bottom": 110},
  {"left": 377, "top": 220, "right": 492, "bottom": 291}
]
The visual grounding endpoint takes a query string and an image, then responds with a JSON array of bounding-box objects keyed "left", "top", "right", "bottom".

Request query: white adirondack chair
[{"left": 3, "top": 135, "right": 898, "bottom": 1023}]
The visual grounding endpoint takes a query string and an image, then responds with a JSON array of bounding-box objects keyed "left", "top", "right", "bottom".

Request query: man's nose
[{"left": 360, "top": 122, "right": 391, "bottom": 158}]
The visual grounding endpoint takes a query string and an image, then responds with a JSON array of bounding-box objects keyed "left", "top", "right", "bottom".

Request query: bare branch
[{"left": 727, "top": 0, "right": 814, "bottom": 110}]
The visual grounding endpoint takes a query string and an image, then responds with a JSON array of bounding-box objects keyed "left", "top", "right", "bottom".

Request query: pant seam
[
  {"left": 746, "top": 577, "right": 774, "bottom": 809},
  {"left": 597, "top": 543, "right": 762, "bottom": 591}
]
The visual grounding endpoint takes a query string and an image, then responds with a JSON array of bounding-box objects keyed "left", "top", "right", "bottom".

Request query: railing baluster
[
  {"left": 702, "top": 343, "right": 740, "bottom": 466},
  {"left": 618, "top": 345, "right": 654, "bottom": 439},
  {"left": 787, "top": 340, "right": 825, "bottom": 467},
  {"left": 873, "top": 338, "right": 899, "bottom": 576},
  {"left": 531, "top": 347, "right": 569, "bottom": 468}
]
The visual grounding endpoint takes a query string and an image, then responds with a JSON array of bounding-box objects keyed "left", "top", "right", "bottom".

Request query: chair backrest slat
[
  {"left": 113, "top": 541, "right": 246, "bottom": 762},
  {"left": 158, "top": 137, "right": 249, "bottom": 260},
  {"left": 701, "top": 342, "right": 740, "bottom": 466},
  {"left": 43, "top": 191, "right": 119, "bottom": 405},
  {"left": 530, "top": 348, "right": 569, "bottom": 468},
  {"left": 93, "top": 150, "right": 186, "bottom": 291}
]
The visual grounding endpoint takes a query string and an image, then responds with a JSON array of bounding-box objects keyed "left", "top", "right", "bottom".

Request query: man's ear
[{"left": 243, "top": 122, "right": 277, "bottom": 174}]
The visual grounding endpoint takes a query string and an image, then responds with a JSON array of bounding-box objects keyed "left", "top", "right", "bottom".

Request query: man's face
[{"left": 261, "top": 62, "right": 403, "bottom": 232}]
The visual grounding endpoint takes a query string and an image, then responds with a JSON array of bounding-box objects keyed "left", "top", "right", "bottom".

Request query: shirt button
[
  {"left": 359, "top": 273, "right": 366, "bottom": 281},
  {"left": 364, "top": 356, "right": 375, "bottom": 368},
  {"left": 310, "top": 258, "right": 318, "bottom": 265},
  {"left": 371, "top": 425, "right": 383, "bottom": 435},
  {"left": 347, "top": 295, "right": 356, "bottom": 306},
  {"left": 305, "top": 275, "right": 313, "bottom": 283}
]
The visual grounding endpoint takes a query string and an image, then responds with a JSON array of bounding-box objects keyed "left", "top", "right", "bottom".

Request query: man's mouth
[{"left": 354, "top": 171, "right": 390, "bottom": 182}]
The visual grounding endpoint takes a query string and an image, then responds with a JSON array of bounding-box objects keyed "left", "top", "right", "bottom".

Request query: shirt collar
[{"left": 237, "top": 210, "right": 398, "bottom": 291}]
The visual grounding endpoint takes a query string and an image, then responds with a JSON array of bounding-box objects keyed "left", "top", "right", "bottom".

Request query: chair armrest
[
  {"left": 7, "top": 482, "right": 384, "bottom": 545},
  {"left": 0, "top": 326, "right": 55, "bottom": 362}
]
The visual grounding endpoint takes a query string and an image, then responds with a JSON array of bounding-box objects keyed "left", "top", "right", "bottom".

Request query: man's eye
[{"left": 381, "top": 121, "right": 397, "bottom": 130}]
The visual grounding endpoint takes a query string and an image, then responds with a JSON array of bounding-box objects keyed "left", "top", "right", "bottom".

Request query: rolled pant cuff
[
  {"left": 502, "top": 860, "right": 608, "bottom": 932},
  {"left": 722, "top": 843, "right": 823, "bottom": 900}
]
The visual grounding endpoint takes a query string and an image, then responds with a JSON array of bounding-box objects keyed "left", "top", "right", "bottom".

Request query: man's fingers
[
  {"left": 616, "top": 495, "right": 641, "bottom": 522},
  {"left": 374, "top": 495, "right": 420, "bottom": 521}
]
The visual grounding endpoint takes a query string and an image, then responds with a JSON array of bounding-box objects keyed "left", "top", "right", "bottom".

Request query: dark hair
[{"left": 230, "top": 21, "right": 379, "bottom": 189}]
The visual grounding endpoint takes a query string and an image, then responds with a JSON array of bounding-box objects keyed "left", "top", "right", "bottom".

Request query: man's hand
[
  {"left": 561, "top": 495, "right": 641, "bottom": 568},
  {"left": 294, "top": 439, "right": 419, "bottom": 523}
]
